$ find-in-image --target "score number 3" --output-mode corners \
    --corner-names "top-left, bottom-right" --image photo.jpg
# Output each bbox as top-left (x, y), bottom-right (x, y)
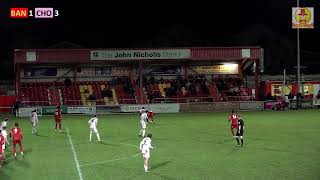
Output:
top-left (28, 9), bottom-right (59, 17)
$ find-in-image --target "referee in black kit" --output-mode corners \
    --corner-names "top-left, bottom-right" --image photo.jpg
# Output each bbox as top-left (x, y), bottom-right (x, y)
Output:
top-left (236, 115), bottom-right (245, 147)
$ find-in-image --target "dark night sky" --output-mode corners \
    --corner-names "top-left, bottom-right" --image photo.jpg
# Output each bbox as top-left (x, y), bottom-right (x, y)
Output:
top-left (1, 0), bottom-right (320, 79)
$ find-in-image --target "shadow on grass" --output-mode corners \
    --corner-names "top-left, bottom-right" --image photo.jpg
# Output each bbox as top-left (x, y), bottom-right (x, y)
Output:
top-left (216, 138), bottom-right (234, 145)
top-left (151, 160), bottom-right (172, 170)
top-left (0, 168), bottom-right (10, 180)
top-left (24, 148), bottom-right (33, 155)
top-left (152, 137), bottom-right (171, 141)
top-left (3, 156), bottom-right (15, 166)
top-left (253, 147), bottom-right (305, 155)
top-left (35, 134), bottom-right (48, 137)
top-left (225, 146), bottom-right (241, 156)
top-left (98, 141), bottom-right (121, 147)
top-left (148, 172), bottom-right (177, 180)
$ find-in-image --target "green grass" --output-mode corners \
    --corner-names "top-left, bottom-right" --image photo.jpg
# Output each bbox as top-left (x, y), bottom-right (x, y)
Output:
top-left (0, 109), bottom-right (320, 180)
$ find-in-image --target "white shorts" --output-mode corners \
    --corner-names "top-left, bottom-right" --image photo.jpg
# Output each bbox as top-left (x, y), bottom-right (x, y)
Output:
top-left (142, 149), bottom-right (150, 158)
top-left (90, 127), bottom-right (98, 133)
top-left (140, 121), bottom-right (146, 129)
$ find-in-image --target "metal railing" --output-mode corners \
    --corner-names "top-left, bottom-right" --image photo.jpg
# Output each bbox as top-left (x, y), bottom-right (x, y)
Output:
top-left (151, 97), bottom-right (214, 103)
top-left (20, 100), bottom-right (51, 107)
top-left (64, 98), bottom-right (137, 106)
top-left (225, 95), bottom-right (255, 101)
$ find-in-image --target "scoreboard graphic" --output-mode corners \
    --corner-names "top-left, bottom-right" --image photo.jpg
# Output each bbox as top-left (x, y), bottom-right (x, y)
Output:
top-left (10, 7), bottom-right (59, 19)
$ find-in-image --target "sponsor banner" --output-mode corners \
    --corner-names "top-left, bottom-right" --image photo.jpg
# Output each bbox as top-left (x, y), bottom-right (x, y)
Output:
top-left (18, 107), bottom-right (42, 117)
top-left (313, 84), bottom-right (320, 99)
top-left (42, 106), bottom-right (67, 115)
top-left (91, 49), bottom-right (190, 60)
top-left (241, 49), bottom-right (251, 58)
top-left (271, 84), bottom-right (292, 96)
top-left (24, 67), bottom-right (57, 77)
top-left (194, 64), bottom-right (238, 74)
top-left (96, 106), bottom-right (121, 114)
top-left (67, 107), bottom-right (96, 114)
top-left (313, 99), bottom-right (320, 106)
top-left (289, 99), bottom-right (314, 109)
top-left (120, 104), bottom-right (180, 113)
top-left (26, 51), bottom-right (37, 62)
top-left (301, 99), bottom-right (313, 108)
top-left (292, 7), bottom-right (314, 29)
top-left (180, 103), bottom-right (214, 112)
top-left (214, 102), bottom-right (239, 111)
top-left (240, 101), bottom-right (264, 110)
top-left (264, 100), bottom-right (287, 110)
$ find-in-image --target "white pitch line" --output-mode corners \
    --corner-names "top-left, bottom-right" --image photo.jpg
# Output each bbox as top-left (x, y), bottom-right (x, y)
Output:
top-left (117, 142), bottom-right (139, 148)
top-left (80, 152), bottom-right (140, 167)
top-left (67, 128), bottom-right (84, 180)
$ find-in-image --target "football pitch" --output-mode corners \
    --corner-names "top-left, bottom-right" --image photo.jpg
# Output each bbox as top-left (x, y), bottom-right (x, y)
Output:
top-left (0, 109), bottom-right (320, 180)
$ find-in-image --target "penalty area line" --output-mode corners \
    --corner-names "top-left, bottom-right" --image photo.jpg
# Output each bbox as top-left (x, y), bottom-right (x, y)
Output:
top-left (79, 152), bottom-right (140, 167)
top-left (67, 127), bottom-right (84, 180)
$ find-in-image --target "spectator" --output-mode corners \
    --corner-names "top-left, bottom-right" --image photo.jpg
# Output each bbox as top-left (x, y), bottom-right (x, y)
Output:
top-left (266, 93), bottom-right (272, 100)
top-left (101, 87), bottom-right (109, 98)
top-left (89, 93), bottom-right (96, 101)
top-left (288, 92), bottom-right (294, 100)
top-left (64, 78), bottom-right (72, 86)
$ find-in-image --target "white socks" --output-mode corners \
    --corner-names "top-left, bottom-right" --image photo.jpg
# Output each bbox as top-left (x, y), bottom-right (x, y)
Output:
top-left (142, 130), bottom-right (145, 137)
top-left (89, 132), bottom-right (101, 141)
top-left (144, 165), bottom-right (148, 172)
top-left (32, 127), bottom-right (37, 134)
top-left (96, 133), bottom-right (101, 141)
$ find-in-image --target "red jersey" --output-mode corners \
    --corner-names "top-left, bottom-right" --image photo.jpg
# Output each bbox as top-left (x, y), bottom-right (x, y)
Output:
top-left (147, 111), bottom-right (154, 118)
top-left (54, 109), bottom-right (62, 121)
top-left (228, 113), bottom-right (239, 125)
top-left (0, 134), bottom-right (4, 146)
top-left (10, 127), bottom-right (22, 141)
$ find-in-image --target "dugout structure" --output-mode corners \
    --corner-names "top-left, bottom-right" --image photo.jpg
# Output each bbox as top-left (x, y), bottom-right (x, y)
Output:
top-left (14, 47), bottom-right (262, 107)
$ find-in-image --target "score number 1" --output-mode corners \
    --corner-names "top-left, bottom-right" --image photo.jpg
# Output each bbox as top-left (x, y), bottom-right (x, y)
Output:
top-left (29, 8), bottom-right (59, 18)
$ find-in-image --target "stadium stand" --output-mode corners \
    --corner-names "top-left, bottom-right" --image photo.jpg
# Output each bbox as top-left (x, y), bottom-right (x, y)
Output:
top-left (213, 76), bottom-right (253, 101)
top-left (143, 74), bottom-right (213, 103)
top-left (19, 78), bottom-right (136, 107)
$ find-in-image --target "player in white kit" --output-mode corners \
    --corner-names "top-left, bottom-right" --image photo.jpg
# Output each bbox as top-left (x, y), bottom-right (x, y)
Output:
top-left (139, 112), bottom-right (148, 137)
top-left (0, 118), bottom-right (9, 130)
top-left (1, 127), bottom-right (9, 159)
top-left (139, 133), bottom-right (155, 172)
top-left (31, 110), bottom-right (39, 135)
top-left (139, 107), bottom-right (147, 115)
top-left (88, 115), bottom-right (101, 142)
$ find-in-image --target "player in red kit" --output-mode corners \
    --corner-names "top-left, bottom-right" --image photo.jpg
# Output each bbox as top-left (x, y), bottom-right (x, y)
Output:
top-left (0, 130), bottom-right (5, 166)
top-left (228, 110), bottom-right (239, 137)
top-left (54, 106), bottom-right (62, 132)
top-left (147, 109), bottom-right (155, 123)
top-left (10, 123), bottom-right (23, 159)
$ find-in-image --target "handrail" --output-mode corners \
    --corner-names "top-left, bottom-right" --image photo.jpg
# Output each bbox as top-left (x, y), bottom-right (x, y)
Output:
top-left (225, 95), bottom-right (254, 101)
top-left (151, 97), bottom-right (214, 103)
top-left (65, 98), bottom-right (136, 105)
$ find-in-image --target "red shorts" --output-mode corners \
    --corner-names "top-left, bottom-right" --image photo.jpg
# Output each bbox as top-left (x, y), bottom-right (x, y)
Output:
top-left (13, 140), bottom-right (22, 145)
top-left (231, 124), bottom-right (238, 129)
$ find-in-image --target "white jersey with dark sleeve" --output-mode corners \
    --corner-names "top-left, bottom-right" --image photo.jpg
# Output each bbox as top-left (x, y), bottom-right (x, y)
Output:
top-left (139, 137), bottom-right (154, 153)
top-left (31, 112), bottom-right (39, 125)
top-left (88, 117), bottom-right (98, 129)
